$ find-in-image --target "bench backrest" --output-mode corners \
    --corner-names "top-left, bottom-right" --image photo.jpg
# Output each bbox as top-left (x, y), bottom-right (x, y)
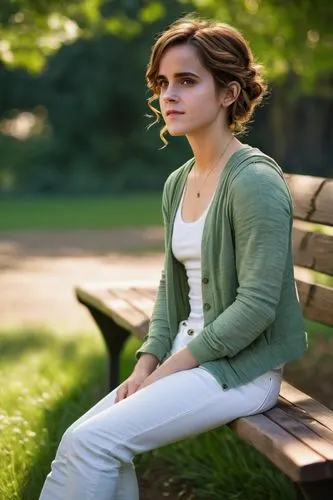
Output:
top-left (285, 174), bottom-right (333, 328)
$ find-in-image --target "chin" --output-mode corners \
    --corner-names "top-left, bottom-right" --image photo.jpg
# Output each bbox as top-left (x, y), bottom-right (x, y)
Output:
top-left (168, 130), bottom-right (186, 137)
top-left (167, 126), bottom-right (188, 136)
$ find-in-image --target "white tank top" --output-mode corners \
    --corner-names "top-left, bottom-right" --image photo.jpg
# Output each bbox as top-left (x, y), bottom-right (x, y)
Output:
top-left (171, 187), bottom-right (214, 321)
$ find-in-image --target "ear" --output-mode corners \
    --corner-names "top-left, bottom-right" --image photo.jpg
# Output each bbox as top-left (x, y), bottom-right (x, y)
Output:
top-left (220, 81), bottom-right (241, 108)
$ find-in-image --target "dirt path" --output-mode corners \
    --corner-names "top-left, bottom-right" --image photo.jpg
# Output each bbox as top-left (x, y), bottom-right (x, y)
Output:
top-left (0, 228), bottom-right (164, 330)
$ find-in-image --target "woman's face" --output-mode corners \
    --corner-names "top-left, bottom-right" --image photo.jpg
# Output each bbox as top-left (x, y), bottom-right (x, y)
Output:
top-left (157, 43), bottom-right (225, 137)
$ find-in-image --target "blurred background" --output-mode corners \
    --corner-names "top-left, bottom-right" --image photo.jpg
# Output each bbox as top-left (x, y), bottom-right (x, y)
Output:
top-left (0, 0), bottom-right (332, 199)
top-left (0, 1), bottom-right (332, 499)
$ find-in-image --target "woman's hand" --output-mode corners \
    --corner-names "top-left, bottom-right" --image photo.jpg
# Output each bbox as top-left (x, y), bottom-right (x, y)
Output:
top-left (114, 369), bottom-right (150, 403)
top-left (115, 353), bottom-right (159, 403)
top-left (137, 368), bottom-right (166, 391)
top-left (115, 348), bottom-right (198, 401)
top-left (139, 347), bottom-right (198, 391)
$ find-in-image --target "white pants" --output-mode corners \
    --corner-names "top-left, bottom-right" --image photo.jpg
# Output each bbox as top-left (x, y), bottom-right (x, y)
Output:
top-left (39, 320), bottom-right (282, 500)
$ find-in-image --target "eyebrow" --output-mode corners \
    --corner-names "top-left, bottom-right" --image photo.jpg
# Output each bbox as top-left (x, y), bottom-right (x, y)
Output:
top-left (156, 72), bottom-right (200, 82)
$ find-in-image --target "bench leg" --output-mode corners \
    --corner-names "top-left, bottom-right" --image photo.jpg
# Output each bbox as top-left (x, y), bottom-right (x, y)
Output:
top-left (294, 479), bottom-right (333, 500)
top-left (84, 304), bottom-right (131, 391)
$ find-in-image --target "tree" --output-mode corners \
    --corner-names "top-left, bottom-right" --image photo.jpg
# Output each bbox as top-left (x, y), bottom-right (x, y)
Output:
top-left (1, 0), bottom-right (332, 94)
top-left (190, 0), bottom-right (333, 95)
top-left (0, 1), bottom-right (167, 71)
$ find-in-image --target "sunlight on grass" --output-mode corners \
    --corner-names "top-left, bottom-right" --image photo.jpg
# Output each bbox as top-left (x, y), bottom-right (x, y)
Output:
top-left (0, 326), bottom-right (139, 500)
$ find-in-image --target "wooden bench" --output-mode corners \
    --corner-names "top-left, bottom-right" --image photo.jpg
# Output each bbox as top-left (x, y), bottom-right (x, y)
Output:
top-left (75, 173), bottom-right (333, 500)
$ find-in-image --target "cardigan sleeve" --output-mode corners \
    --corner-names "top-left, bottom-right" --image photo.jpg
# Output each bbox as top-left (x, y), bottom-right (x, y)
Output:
top-left (135, 182), bottom-right (172, 363)
top-left (186, 162), bottom-right (292, 364)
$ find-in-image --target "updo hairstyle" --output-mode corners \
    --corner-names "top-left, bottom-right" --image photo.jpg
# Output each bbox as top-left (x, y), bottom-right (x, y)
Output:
top-left (146, 14), bottom-right (267, 144)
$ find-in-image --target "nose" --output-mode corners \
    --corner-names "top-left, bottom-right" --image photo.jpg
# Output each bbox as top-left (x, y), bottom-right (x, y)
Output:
top-left (161, 85), bottom-right (179, 104)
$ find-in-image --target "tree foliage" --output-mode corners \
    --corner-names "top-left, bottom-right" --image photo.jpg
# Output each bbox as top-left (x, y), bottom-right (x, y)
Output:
top-left (0, 0), bottom-right (332, 194)
top-left (191, 0), bottom-right (333, 94)
top-left (1, 0), bottom-right (332, 92)
top-left (0, 1), bottom-right (167, 71)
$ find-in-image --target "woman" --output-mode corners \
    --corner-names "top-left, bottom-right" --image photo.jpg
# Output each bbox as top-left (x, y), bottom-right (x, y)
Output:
top-left (40, 14), bottom-right (307, 500)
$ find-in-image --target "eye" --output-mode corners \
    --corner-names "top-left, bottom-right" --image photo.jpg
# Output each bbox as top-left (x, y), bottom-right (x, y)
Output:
top-left (181, 78), bottom-right (194, 86)
top-left (157, 79), bottom-right (168, 91)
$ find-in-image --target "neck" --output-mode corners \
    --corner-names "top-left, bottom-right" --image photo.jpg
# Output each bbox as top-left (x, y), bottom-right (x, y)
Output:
top-left (186, 125), bottom-right (241, 172)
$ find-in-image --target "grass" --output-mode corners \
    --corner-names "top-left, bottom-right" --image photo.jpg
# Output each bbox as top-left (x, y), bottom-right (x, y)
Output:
top-left (1, 325), bottom-right (304, 500)
top-left (0, 326), bottom-right (107, 499)
top-left (0, 326), bottom-right (141, 500)
top-left (304, 320), bottom-right (333, 336)
top-left (145, 431), bottom-right (294, 500)
top-left (0, 194), bottom-right (162, 230)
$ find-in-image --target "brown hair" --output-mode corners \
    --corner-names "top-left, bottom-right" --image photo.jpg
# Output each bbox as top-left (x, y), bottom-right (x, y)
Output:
top-left (146, 14), bottom-right (267, 145)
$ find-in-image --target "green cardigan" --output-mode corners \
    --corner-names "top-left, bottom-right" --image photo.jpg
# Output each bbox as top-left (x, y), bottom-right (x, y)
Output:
top-left (136, 146), bottom-right (307, 390)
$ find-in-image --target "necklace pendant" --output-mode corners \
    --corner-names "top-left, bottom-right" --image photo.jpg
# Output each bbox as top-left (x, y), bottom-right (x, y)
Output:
top-left (196, 192), bottom-right (200, 198)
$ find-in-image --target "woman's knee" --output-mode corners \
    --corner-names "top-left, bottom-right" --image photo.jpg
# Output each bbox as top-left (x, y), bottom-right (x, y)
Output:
top-left (53, 420), bottom-right (78, 461)
top-left (67, 421), bottom-right (117, 464)
top-left (67, 419), bottom-right (134, 467)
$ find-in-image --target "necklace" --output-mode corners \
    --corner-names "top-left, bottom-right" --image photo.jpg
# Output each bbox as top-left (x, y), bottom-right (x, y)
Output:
top-left (193, 136), bottom-right (234, 198)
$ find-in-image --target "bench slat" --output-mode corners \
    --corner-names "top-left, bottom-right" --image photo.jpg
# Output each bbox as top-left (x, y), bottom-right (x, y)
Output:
top-left (110, 288), bottom-right (154, 319)
top-left (295, 278), bottom-right (333, 326)
top-left (75, 285), bottom-right (148, 338)
top-left (104, 289), bottom-right (149, 337)
top-left (230, 413), bottom-right (327, 482)
top-left (293, 228), bottom-right (333, 276)
top-left (285, 175), bottom-right (333, 226)
top-left (132, 287), bottom-right (158, 301)
top-left (278, 399), bottom-right (333, 445)
top-left (267, 407), bottom-right (333, 464)
top-left (280, 382), bottom-right (333, 432)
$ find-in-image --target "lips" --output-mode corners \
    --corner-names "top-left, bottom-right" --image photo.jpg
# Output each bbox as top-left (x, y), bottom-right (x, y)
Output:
top-left (166, 110), bottom-right (184, 116)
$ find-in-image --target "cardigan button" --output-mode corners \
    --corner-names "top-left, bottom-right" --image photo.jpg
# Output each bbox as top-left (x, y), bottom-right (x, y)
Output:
top-left (202, 276), bottom-right (209, 284)
top-left (222, 383), bottom-right (228, 390)
top-left (203, 303), bottom-right (211, 311)
top-left (187, 329), bottom-right (194, 336)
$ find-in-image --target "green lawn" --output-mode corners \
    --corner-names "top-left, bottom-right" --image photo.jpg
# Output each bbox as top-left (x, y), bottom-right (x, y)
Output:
top-left (0, 194), bottom-right (162, 230)
top-left (0, 326), bottom-right (139, 500)
top-left (1, 325), bottom-right (297, 500)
